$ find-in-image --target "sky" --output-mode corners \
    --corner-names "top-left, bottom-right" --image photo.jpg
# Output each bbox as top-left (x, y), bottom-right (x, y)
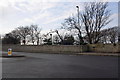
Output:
top-left (0, 0), bottom-right (119, 35)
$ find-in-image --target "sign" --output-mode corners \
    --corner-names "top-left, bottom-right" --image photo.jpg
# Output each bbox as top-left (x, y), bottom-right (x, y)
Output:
top-left (8, 48), bottom-right (12, 56)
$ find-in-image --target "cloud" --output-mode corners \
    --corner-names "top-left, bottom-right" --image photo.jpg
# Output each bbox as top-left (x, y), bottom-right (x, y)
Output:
top-left (109, 13), bottom-right (118, 25)
top-left (18, 10), bottom-right (51, 25)
top-left (17, 1), bottom-right (83, 25)
top-left (0, 0), bottom-right (118, 35)
top-left (42, 2), bottom-right (84, 24)
top-left (0, 0), bottom-right (59, 25)
top-left (111, 13), bottom-right (118, 18)
top-left (0, 0), bottom-right (59, 14)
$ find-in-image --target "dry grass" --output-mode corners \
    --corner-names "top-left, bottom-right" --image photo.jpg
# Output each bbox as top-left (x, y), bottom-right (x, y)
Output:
top-left (77, 52), bottom-right (119, 57)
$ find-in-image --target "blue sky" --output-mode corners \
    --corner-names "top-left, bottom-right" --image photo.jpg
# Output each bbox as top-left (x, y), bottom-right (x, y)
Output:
top-left (0, 0), bottom-right (119, 35)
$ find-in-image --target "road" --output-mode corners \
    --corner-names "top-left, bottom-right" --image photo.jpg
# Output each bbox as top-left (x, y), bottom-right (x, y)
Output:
top-left (2, 52), bottom-right (118, 78)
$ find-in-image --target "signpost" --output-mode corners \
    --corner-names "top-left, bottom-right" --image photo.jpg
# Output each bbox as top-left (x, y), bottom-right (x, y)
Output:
top-left (8, 48), bottom-right (12, 56)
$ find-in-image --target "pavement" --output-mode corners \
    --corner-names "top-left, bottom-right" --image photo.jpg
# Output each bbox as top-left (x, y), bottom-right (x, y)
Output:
top-left (1, 52), bottom-right (119, 78)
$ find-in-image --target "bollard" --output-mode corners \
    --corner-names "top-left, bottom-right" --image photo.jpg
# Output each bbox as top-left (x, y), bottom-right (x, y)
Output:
top-left (8, 48), bottom-right (12, 56)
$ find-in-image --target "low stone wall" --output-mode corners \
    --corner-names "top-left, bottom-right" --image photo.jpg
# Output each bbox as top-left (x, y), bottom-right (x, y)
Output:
top-left (2, 45), bottom-right (89, 54)
top-left (2, 44), bottom-right (120, 53)
top-left (88, 44), bottom-right (120, 53)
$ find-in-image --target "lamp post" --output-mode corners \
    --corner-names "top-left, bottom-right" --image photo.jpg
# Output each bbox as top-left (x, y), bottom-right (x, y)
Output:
top-left (118, 27), bottom-right (120, 44)
top-left (76, 6), bottom-right (83, 52)
top-left (0, 35), bottom-right (1, 44)
top-left (76, 6), bottom-right (81, 45)
top-left (76, 6), bottom-right (80, 29)
top-left (50, 34), bottom-right (52, 45)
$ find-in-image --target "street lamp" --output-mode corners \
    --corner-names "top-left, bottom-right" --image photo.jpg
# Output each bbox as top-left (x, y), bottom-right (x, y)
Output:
top-left (76, 6), bottom-right (82, 52)
top-left (50, 34), bottom-right (52, 45)
top-left (76, 6), bottom-right (81, 45)
top-left (118, 27), bottom-right (120, 44)
top-left (76, 6), bottom-right (80, 29)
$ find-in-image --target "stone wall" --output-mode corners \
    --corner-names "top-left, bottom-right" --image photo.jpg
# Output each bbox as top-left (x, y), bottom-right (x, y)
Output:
top-left (2, 45), bottom-right (89, 54)
top-left (2, 44), bottom-right (120, 53)
top-left (88, 44), bottom-right (120, 53)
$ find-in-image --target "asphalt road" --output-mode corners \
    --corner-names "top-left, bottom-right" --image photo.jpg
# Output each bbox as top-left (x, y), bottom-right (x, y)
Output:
top-left (2, 52), bottom-right (118, 78)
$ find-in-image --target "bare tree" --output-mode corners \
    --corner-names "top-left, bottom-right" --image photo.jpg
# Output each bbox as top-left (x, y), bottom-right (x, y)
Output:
top-left (45, 29), bottom-right (64, 44)
top-left (16, 26), bottom-right (31, 45)
top-left (34, 25), bottom-right (42, 45)
top-left (62, 17), bottom-right (84, 44)
top-left (53, 35), bottom-right (60, 44)
top-left (99, 29), bottom-right (108, 44)
top-left (108, 27), bottom-right (118, 44)
top-left (81, 2), bottom-right (112, 44)
top-left (98, 27), bottom-right (118, 44)
top-left (30, 25), bottom-right (35, 45)
top-left (29, 25), bottom-right (42, 45)
top-left (11, 30), bottom-right (21, 40)
top-left (55, 30), bottom-right (64, 44)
